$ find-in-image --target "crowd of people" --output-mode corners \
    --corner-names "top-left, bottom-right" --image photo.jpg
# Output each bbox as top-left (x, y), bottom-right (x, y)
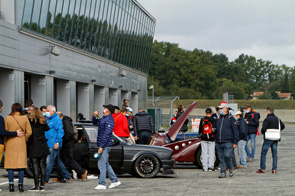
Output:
top-left (0, 98), bottom-right (155, 192)
top-left (198, 102), bottom-right (285, 178)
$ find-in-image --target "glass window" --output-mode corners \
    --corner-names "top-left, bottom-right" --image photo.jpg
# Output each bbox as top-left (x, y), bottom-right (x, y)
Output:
top-left (114, 0), bottom-right (126, 62)
top-left (85, 0), bottom-right (97, 51)
top-left (39, 0), bottom-right (50, 34)
top-left (94, 0), bottom-right (105, 54)
top-left (76, 0), bottom-right (87, 48)
top-left (46, 0), bottom-right (57, 37)
top-left (109, 2), bottom-right (119, 60)
top-left (101, 0), bottom-right (114, 57)
top-left (90, 0), bottom-right (103, 53)
top-left (80, 0), bottom-right (92, 49)
top-left (22, 0), bottom-right (34, 29)
top-left (58, 0), bottom-right (70, 41)
top-left (52, 0), bottom-right (63, 39)
top-left (97, 0), bottom-right (110, 56)
top-left (69, 0), bottom-right (81, 45)
top-left (30, 0), bottom-right (42, 31)
top-left (64, 0), bottom-right (75, 43)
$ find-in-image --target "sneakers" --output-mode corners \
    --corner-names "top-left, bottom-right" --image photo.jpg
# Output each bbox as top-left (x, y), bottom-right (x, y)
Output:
top-left (94, 185), bottom-right (107, 190)
top-left (81, 170), bottom-right (88, 182)
top-left (39, 187), bottom-right (45, 191)
top-left (87, 175), bottom-right (99, 180)
top-left (272, 170), bottom-right (277, 174)
top-left (28, 186), bottom-right (39, 191)
top-left (208, 168), bottom-right (215, 171)
top-left (247, 157), bottom-right (253, 162)
top-left (237, 165), bottom-right (247, 169)
top-left (203, 169), bottom-right (208, 172)
top-left (218, 173), bottom-right (226, 178)
top-left (108, 181), bottom-right (121, 189)
top-left (256, 169), bottom-right (265, 173)
top-left (60, 178), bottom-right (72, 183)
top-left (72, 170), bottom-right (78, 179)
top-left (229, 169), bottom-right (234, 177)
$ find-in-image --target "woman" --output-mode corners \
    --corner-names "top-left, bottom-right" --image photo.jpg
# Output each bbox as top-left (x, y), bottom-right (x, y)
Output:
top-left (27, 107), bottom-right (50, 191)
top-left (4, 103), bottom-right (32, 192)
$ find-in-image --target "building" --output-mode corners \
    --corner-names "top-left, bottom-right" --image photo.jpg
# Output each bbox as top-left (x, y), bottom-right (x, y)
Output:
top-left (0, 0), bottom-right (156, 120)
top-left (278, 93), bottom-right (291, 100)
top-left (251, 92), bottom-right (264, 100)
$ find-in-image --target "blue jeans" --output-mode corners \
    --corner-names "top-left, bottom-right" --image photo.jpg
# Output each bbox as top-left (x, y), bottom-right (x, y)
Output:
top-left (98, 147), bottom-right (118, 185)
top-left (238, 140), bottom-right (247, 168)
top-left (46, 147), bottom-right (71, 182)
top-left (216, 143), bottom-right (233, 174)
top-left (8, 169), bottom-right (24, 184)
top-left (260, 140), bottom-right (278, 170)
top-left (245, 134), bottom-right (256, 159)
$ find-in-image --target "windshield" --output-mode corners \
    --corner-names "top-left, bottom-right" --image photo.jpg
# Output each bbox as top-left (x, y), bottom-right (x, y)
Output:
top-left (84, 126), bottom-right (98, 143)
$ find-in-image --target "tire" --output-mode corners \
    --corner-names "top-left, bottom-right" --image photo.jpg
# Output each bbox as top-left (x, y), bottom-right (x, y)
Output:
top-left (25, 158), bottom-right (34, 178)
top-left (133, 154), bottom-right (160, 178)
top-left (194, 150), bottom-right (219, 168)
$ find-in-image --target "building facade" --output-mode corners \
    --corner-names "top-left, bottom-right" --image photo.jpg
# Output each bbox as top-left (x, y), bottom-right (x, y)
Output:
top-left (0, 0), bottom-right (155, 120)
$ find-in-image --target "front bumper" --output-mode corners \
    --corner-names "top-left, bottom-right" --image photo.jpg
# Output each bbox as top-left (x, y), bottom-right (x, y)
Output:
top-left (161, 159), bottom-right (175, 174)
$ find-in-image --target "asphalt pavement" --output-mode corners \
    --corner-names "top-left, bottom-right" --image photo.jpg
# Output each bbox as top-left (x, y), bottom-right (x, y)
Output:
top-left (0, 125), bottom-right (295, 196)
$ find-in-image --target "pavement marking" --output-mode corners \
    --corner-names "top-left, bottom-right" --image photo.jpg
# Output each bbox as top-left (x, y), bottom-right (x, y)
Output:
top-left (0, 179), bottom-right (18, 186)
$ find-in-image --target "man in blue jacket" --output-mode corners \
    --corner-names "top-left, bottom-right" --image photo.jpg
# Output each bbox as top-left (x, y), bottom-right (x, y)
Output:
top-left (95, 104), bottom-right (121, 190)
top-left (215, 103), bottom-right (239, 178)
top-left (45, 105), bottom-right (71, 184)
top-left (244, 105), bottom-right (260, 162)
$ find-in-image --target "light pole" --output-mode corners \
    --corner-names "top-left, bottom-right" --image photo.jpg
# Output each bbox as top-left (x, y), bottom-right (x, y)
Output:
top-left (149, 85), bottom-right (154, 108)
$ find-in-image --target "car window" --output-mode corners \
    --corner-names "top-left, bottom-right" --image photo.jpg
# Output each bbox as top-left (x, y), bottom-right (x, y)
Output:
top-left (84, 127), bottom-right (98, 143)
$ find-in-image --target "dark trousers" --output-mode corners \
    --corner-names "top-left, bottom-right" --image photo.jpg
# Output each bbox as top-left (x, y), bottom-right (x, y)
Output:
top-left (31, 157), bottom-right (47, 187)
top-left (137, 130), bottom-right (152, 145)
top-left (58, 147), bottom-right (85, 179)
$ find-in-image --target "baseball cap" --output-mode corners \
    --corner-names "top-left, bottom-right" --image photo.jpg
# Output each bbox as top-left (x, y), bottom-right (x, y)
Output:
top-left (103, 104), bottom-right (115, 113)
top-left (218, 102), bottom-right (229, 109)
top-left (235, 111), bottom-right (243, 116)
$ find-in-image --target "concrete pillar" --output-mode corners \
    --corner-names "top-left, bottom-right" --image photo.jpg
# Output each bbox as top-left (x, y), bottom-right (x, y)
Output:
top-left (13, 70), bottom-right (24, 105)
top-left (89, 84), bottom-right (94, 120)
top-left (117, 89), bottom-right (121, 107)
top-left (31, 75), bottom-right (47, 108)
top-left (0, 69), bottom-right (19, 117)
top-left (131, 92), bottom-right (139, 113)
top-left (0, 0), bottom-right (15, 24)
top-left (45, 76), bottom-right (54, 106)
top-left (56, 79), bottom-right (71, 116)
top-left (77, 83), bottom-right (90, 120)
top-left (94, 86), bottom-right (106, 115)
top-left (104, 87), bottom-right (109, 105)
top-left (109, 88), bottom-right (118, 106)
top-left (69, 81), bottom-right (76, 122)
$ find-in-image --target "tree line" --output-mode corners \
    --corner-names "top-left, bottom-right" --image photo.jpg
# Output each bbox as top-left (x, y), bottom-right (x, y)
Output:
top-left (148, 40), bottom-right (295, 99)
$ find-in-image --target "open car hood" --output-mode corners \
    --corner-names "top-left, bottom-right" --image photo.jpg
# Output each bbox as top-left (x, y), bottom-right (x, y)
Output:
top-left (167, 102), bottom-right (197, 141)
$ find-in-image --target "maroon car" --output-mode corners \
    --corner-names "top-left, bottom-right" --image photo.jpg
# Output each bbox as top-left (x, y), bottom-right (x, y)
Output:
top-left (150, 102), bottom-right (219, 168)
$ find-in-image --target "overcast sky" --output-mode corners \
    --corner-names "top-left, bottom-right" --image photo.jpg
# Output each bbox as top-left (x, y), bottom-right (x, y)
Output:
top-left (138, 0), bottom-right (295, 67)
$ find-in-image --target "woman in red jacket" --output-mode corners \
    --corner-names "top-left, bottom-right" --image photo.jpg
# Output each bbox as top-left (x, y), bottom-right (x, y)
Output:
top-left (113, 108), bottom-right (130, 140)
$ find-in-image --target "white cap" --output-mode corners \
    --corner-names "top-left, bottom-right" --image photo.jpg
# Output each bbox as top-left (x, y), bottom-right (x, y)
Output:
top-left (235, 111), bottom-right (243, 116)
top-left (218, 103), bottom-right (229, 109)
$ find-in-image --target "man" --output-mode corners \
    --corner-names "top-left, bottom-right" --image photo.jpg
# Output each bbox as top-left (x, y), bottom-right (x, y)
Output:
top-left (45, 105), bottom-right (72, 183)
top-left (122, 99), bottom-right (129, 108)
top-left (112, 107), bottom-right (129, 141)
top-left (40, 106), bottom-right (47, 115)
top-left (95, 104), bottom-right (121, 190)
top-left (24, 99), bottom-right (34, 118)
top-left (133, 110), bottom-right (154, 144)
top-left (215, 103), bottom-right (239, 178)
top-left (244, 105), bottom-right (259, 162)
top-left (198, 108), bottom-right (216, 171)
top-left (256, 107), bottom-right (285, 174)
top-left (92, 110), bottom-right (100, 126)
top-left (56, 112), bottom-right (88, 182)
top-left (113, 106), bottom-right (120, 115)
top-left (235, 111), bottom-right (248, 169)
top-left (0, 100), bottom-right (24, 191)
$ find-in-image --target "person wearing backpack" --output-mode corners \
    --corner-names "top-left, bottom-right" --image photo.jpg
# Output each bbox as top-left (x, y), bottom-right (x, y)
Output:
top-left (235, 111), bottom-right (248, 169)
top-left (256, 107), bottom-right (285, 174)
top-left (199, 108), bottom-right (216, 171)
top-left (244, 105), bottom-right (260, 162)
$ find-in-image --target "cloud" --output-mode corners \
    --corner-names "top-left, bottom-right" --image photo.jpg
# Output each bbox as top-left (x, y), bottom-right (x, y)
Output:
top-left (138, 0), bottom-right (295, 66)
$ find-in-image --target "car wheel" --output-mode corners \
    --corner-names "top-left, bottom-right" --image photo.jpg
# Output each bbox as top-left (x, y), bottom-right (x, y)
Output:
top-left (194, 150), bottom-right (219, 168)
top-left (134, 154), bottom-right (160, 178)
top-left (25, 158), bottom-right (34, 178)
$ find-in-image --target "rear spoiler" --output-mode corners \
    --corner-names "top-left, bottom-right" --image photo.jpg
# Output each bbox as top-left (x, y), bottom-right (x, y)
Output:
top-left (167, 102), bottom-right (197, 141)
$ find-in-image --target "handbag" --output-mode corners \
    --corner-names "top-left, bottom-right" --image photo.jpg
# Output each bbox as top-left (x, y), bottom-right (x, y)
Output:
top-left (265, 118), bottom-right (281, 141)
